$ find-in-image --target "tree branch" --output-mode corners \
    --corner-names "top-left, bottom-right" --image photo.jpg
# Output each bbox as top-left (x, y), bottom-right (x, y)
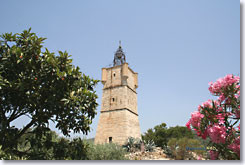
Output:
top-left (17, 119), bottom-right (36, 139)
top-left (9, 111), bottom-right (27, 123)
top-left (8, 107), bottom-right (19, 122)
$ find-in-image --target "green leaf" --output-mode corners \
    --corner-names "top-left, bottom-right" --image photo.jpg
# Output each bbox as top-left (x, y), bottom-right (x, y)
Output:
top-left (61, 98), bottom-right (68, 102)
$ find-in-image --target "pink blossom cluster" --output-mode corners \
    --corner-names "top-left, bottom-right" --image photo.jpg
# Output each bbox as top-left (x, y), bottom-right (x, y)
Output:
top-left (228, 136), bottom-right (240, 157)
top-left (209, 150), bottom-right (219, 160)
top-left (216, 113), bottom-right (225, 125)
top-left (186, 111), bottom-right (208, 139)
top-left (208, 74), bottom-right (239, 95)
top-left (187, 75), bottom-right (240, 159)
top-left (201, 99), bottom-right (213, 109)
top-left (187, 111), bottom-right (204, 129)
top-left (196, 129), bottom-right (208, 139)
top-left (185, 120), bottom-right (191, 130)
top-left (199, 99), bottom-right (220, 112)
top-left (207, 124), bottom-right (227, 144)
top-left (218, 94), bottom-right (225, 102)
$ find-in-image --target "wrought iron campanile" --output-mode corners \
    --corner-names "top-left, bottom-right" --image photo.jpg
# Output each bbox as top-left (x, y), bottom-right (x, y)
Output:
top-left (113, 41), bottom-right (126, 66)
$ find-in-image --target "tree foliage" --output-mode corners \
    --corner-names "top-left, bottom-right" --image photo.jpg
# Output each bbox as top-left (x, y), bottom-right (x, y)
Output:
top-left (0, 29), bottom-right (99, 156)
top-left (142, 123), bottom-right (194, 148)
top-left (1, 129), bottom-right (90, 160)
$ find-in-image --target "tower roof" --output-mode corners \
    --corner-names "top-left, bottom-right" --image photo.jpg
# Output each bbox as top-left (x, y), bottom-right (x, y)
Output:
top-left (113, 41), bottom-right (126, 66)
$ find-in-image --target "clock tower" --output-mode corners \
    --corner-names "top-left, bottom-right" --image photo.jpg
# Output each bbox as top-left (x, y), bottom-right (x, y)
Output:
top-left (94, 44), bottom-right (141, 145)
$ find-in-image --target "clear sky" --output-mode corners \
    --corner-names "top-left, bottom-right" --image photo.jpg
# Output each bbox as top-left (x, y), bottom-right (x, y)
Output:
top-left (1, 0), bottom-right (240, 139)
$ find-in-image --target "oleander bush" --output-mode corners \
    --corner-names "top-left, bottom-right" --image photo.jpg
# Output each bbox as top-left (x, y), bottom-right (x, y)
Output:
top-left (186, 74), bottom-right (240, 160)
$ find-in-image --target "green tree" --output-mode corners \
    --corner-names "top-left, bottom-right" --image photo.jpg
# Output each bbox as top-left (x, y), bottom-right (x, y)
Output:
top-left (0, 29), bottom-right (99, 157)
top-left (166, 126), bottom-right (194, 140)
top-left (10, 128), bottom-right (89, 160)
top-left (142, 123), bottom-right (168, 147)
top-left (142, 123), bottom-right (193, 148)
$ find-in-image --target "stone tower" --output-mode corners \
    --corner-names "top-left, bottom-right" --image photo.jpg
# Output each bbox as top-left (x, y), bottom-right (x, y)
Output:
top-left (94, 44), bottom-right (141, 145)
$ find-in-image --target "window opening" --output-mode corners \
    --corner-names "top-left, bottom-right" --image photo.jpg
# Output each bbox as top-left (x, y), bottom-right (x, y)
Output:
top-left (109, 137), bottom-right (112, 143)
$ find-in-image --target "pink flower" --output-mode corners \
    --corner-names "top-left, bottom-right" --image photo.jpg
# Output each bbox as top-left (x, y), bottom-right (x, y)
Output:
top-left (224, 74), bottom-right (239, 86)
top-left (201, 129), bottom-right (208, 139)
top-left (218, 120), bottom-right (225, 125)
top-left (208, 78), bottom-right (223, 94)
top-left (209, 75), bottom-right (240, 95)
top-left (234, 76), bottom-right (240, 83)
top-left (193, 128), bottom-right (207, 139)
top-left (216, 107), bottom-right (223, 113)
top-left (202, 99), bottom-right (213, 109)
top-left (207, 124), bottom-right (227, 144)
top-left (216, 113), bottom-right (225, 125)
top-left (228, 136), bottom-right (240, 158)
top-left (197, 155), bottom-right (202, 160)
top-left (198, 105), bottom-right (202, 111)
top-left (209, 150), bottom-right (219, 160)
top-left (190, 111), bottom-right (204, 128)
top-left (186, 120), bottom-right (191, 130)
top-left (218, 94), bottom-right (225, 102)
top-left (200, 100), bottom-right (220, 112)
top-left (188, 74), bottom-right (240, 160)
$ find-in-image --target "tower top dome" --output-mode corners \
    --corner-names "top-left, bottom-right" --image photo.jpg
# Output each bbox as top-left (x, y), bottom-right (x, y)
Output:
top-left (113, 41), bottom-right (126, 66)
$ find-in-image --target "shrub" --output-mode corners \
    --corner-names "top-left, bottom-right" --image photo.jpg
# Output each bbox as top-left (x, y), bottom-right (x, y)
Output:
top-left (0, 145), bottom-right (26, 160)
top-left (186, 74), bottom-right (240, 160)
top-left (1, 129), bottom-right (89, 160)
top-left (123, 137), bottom-right (142, 152)
top-left (144, 140), bottom-right (156, 152)
top-left (167, 138), bottom-right (205, 160)
top-left (87, 142), bottom-right (128, 160)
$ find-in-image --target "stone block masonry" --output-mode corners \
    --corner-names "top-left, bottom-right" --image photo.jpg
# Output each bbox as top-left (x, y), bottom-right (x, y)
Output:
top-left (94, 47), bottom-right (141, 145)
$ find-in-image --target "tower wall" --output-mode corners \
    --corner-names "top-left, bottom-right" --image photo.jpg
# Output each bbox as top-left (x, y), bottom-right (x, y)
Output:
top-left (94, 109), bottom-right (140, 145)
top-left (101, 86), bottom-right (138, 115)
top-left (94, 62), bottom-right (141, 145)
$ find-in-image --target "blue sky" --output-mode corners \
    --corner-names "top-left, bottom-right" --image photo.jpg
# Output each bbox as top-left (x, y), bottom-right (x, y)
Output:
top-left (1, 0), bottom-right (240, 139)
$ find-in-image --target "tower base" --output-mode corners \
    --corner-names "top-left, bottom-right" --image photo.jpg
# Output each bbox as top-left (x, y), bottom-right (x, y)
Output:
top-left (94, 108), bottom-right (141, 145)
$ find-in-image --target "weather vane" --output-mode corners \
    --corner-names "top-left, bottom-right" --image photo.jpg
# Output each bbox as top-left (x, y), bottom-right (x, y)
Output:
top-left (119, 40), bottom-right (121, 47)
